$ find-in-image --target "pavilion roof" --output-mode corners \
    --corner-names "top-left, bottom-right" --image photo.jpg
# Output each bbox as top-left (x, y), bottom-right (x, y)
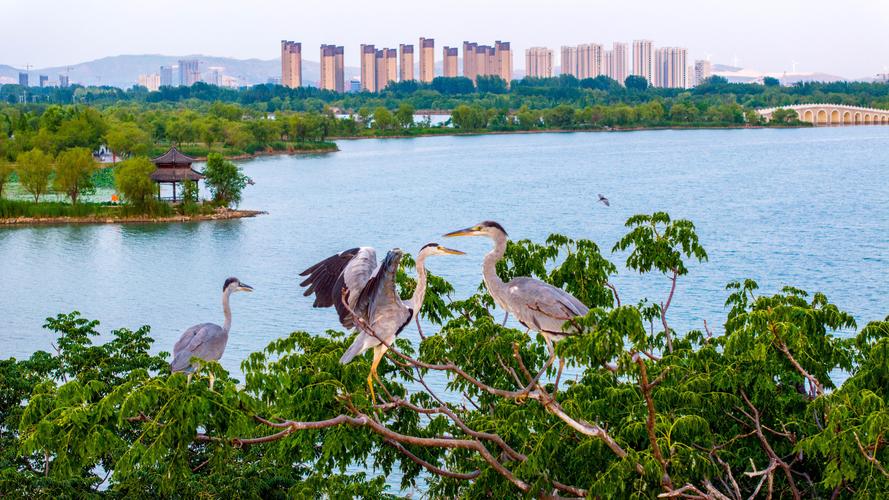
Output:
top-left (151, 146), bottom-right (197, 166)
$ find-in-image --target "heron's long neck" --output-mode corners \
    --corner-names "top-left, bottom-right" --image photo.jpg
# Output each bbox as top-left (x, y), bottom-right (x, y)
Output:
top-left (410, 253), bottom-right (428, 317)
top-left (222, 289), bottom-right (233, 333)
top-left (483, 234), bottom-right (508, 306)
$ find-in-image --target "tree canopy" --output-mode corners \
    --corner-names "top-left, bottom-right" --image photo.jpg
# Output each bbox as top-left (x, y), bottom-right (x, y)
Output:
top-left (3, 213), bottom-right (888, 498)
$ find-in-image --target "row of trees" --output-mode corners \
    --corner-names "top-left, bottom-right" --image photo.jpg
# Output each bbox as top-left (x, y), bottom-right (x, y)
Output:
top-left (449, 101), bottom-right (758, 130)
top-left (5, 75), bottom-right (887, 112)
top-left (0, 103), bottom-right (338, 165)
top-left (0, 99), bottom-right (805, 198)
top-left (1, 213), bottom-right (887, 497)
top-left (0, 148), bottom-right (97, 203)
top-left (1, 148), bottom-right (247, 211)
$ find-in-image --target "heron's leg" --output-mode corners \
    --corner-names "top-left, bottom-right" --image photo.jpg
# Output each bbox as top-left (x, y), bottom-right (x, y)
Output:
top-left (368, 345), bottom-right (386, 404)
top-left (186, 373), bottom-right (193, 385)
top-left (553, 357), bottom-right (565, 395)
top-left (209, 371), bottom-right (216, 391)
top-left (502, 312), bottom-right (509, 326)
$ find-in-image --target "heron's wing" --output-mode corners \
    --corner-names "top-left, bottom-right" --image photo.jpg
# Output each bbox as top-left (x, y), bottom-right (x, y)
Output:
top-left (355, 250), bottom-right (400, 320)
top-left (170, 323), bottom-right (224, 372)
top-left (300, 247), bottom-right (377, 328)
top-left (603, 199), bottom-right (610, 206)
top-left (507, 277), bottom-right (589, 335)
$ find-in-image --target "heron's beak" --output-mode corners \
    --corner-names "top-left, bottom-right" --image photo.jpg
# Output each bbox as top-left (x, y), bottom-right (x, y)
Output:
top-left (238, 283), bottom-right (254, 292)
top-left (440, 246), bottom-right (465, 255)
top-left (443, 227), bottom-right (479, 238)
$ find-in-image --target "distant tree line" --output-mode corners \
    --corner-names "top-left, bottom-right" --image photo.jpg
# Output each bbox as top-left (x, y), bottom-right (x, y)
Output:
top-left (2, 75), bottom-right (887, 113)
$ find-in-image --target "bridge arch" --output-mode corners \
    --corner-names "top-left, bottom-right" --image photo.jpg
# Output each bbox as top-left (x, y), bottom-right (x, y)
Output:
top-left (842, 111), bottom-right (852, 124)
top-left (816, 109), bottom-right (828, 124)
top-left (854, 112), bottom-right (862, 124)
top-left (865, 114), bottom-right (873, 124)
top-left (830, 109), bottom-right (840, 124)
top-left (802, 109), bottom-right (814, 122)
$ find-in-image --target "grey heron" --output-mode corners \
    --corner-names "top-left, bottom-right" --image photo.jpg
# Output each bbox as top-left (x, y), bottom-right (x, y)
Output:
top-left (444, 221), bottom-right (588, 382)
top-left (170, 277), bottom-right (253, 389)
top-left (597, 194), bottom-right (610, 207)
top-left (300, 243), bottom-right (464, 403)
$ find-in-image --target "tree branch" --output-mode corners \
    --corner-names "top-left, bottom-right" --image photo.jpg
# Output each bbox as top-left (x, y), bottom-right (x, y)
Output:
top-left (661, 268), bottom-right (678, 353)
top-left (636, 355), bottom-right (673, 491)
top-left (854, 431), bottom-right (889, 478)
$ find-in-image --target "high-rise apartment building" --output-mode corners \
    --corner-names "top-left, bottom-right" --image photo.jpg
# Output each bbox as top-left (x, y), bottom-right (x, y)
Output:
top-left (419, 37), bottom-right (434, 82)
top-left (693, 59), bottom-right (712, 86)
top-left (360, 44), bottom-right (376, 92)
top-left (320, 44), bottom-right (344, 92)
top-left (39, 75), bottom-right (48, 87)
top-left (654, 47), bottom-right (688, 88)
top-left (495, 41), bottom-right (512, 84)
top-left (632, 40), bottom-right (653, 83)
top-left (561, 44), bottom-right (602, 79)
top-left (462, 41), bottom-right (478, 81)
top-left (335, 46), bottom-right (345, 92)
top-left (461, 41), bottom-right (511, 84)
top-left (160, 66), bottom-right (173, 87)
top-left (525, 47), bottom-right (553, 78)
top-left (400, 44), bottom-right (414, 82)
top-left (281, 41), bottom-right (302, 88)
top-left (387, 48), bottom-right (398, 84)
top-left (579, 43), bottom-right (603, 79)
top-left (18, 73), bottom-right (28, 86)
top-left (611, 42), bottom-right (628, 84)
top-left (374, 48), bottom-right (397, 91)
top-left (442, 47), bottom-right (458, 77)
top-left (560, 46), bottom-right (577, 77)
top-left (138, 73), bottom-right (161, 91)
top-left (179, 59), bottom-right (201, 86)
top-left (59, 75), bottom-right (69, 88)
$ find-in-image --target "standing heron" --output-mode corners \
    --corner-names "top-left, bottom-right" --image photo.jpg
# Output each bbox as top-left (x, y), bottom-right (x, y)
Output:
top-left (170, 277), bottom-right (253, 389)
top-left (300, 243), bottom-right (464, 402)
top-left (444, 221), bottom-right (589, 382)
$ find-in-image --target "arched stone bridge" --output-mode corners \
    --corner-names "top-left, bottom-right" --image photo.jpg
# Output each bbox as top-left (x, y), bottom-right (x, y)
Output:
top-left (757, 104), bottom-right (889, 125)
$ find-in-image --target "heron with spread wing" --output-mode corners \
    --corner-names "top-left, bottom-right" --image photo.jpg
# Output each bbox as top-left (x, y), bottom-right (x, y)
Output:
top-left (300, 243), bottom-right (464, 402)
top-left (170, 277), bottom-right (253, 389)
top-left (444, 221), bottom-right (589, 379)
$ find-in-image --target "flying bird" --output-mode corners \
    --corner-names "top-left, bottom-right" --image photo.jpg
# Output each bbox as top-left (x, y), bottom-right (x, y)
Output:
top-left (170, 277), bottom-right (254, 390)
top-left (444, 221), bottom-right (589, 381)
top-left (597, 194), bottom-right (610, 207)
top-left (300, 243), bottom-right (464, 402)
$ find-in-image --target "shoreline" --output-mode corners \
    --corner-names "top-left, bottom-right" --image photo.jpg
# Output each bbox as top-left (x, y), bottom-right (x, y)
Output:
top-left (189, 146), bottom-right (338, 162)
top-left (330, 124), bottom-right (807, 141)
top-left (0, 209), bottom-right (267, 227)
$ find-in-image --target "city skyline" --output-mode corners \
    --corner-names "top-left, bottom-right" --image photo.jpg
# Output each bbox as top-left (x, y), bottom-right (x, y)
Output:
top-left (3, 0), bottom-right (887, 78)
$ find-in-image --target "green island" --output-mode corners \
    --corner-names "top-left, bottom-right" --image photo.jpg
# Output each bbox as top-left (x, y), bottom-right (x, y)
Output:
top-left (2, 213), bottom-right (888, 497)
top-left (2, 75), bottom-right (887, 223)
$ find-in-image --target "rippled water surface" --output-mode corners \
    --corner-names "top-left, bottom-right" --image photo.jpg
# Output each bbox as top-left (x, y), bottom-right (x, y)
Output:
top-left (3, 127), bottom-right (888, 373)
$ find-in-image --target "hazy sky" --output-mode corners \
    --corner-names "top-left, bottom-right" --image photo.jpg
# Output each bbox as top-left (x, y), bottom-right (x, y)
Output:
top-left (4, 0), bottom-right (888, 77)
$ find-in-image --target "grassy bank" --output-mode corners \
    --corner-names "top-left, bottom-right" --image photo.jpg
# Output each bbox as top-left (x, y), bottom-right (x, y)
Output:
top-left (0, 199), bottom-right (181, 219)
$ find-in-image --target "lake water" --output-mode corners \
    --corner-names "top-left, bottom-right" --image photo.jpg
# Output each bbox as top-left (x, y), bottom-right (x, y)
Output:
top-left (2, 127), bottom-right (888, 374)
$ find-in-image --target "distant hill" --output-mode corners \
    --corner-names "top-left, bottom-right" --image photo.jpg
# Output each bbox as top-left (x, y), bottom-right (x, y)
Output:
top-left (712, 63), bottom-right (848, 84)
top-left (0, 54), bottom-right (360, 89)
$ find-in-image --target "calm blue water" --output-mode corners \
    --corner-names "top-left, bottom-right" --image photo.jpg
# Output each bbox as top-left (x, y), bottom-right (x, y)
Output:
top-left (2, 127), bottom-right (888, 373)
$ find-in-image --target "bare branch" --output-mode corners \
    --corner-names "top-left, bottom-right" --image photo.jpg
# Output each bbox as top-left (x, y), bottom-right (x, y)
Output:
top-left (661, 268), bottom-right (678, 353)
top-left (605, 281), bottom-right (621, 307)
top-left (383, 438), bottom-right (480, 481)
top-left (739, 390), bottom-right (801, 500)
top-left (636, 355), bottom-right (673, 491)
top-left (854, 432), bottom-right (889, 478)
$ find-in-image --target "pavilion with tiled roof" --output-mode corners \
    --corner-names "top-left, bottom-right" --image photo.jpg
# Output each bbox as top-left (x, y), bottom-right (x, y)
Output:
top-left (150, 147), bottom-right (204, 202)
